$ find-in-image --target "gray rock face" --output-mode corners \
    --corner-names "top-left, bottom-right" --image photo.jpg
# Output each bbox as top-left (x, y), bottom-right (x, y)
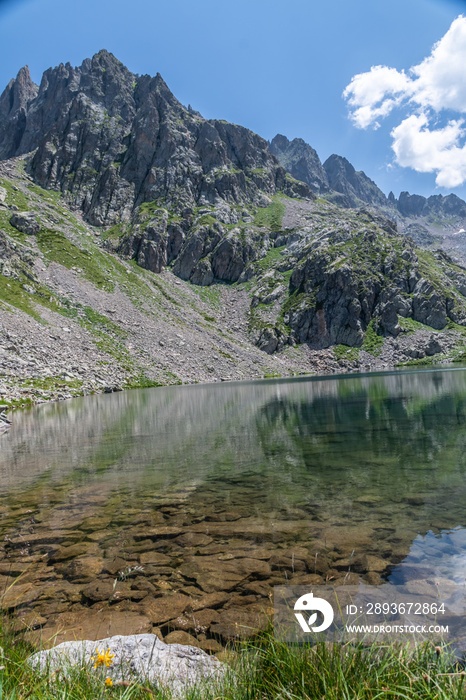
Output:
top-left (9, 211), bottom-right (40, 235)
top-left (0, 228), bottom-right (37, 280)
top-left (249, 204), bottom-right (466, 351)
top-left (28, 633), bottom-right (227, 698)
top-left (0, 51), bottom-right (311, 229)
top-left (270, 134), bottom-right (329, 194)
top-left (397, 191), bottom-right (466, 220)
top-left (323, 154), bottom-right (388, 209)
top-left (118, 209), bottom-right (169, 274)
top-left (0, 66), bottom-right (38, 158)
top-left (411, 278), bottom-right (448, 329)
top-left (397, 192), bottom-right (428, 218)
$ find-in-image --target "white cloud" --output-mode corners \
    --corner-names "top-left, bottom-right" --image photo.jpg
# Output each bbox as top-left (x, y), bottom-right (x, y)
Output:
top-left (343, 15), bottom-right (466, 188)
top-left (343, 66), bottom-right (412, 129)
top-left (391, 113), bottom-right (466, 187)
top-left (411, 16), bottom-right (466, 112)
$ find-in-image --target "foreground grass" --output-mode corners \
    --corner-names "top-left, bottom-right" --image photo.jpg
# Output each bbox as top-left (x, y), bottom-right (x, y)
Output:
top-left (1, 615), bottom-right (465, 700)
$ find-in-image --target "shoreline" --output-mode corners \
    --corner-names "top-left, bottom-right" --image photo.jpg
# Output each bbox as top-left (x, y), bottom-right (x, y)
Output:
top-left (2, 351), bottom-right (466, 417)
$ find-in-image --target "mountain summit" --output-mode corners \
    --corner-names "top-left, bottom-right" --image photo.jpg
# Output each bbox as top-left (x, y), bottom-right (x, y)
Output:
top-left (0, 50), bottom-right (310, 228)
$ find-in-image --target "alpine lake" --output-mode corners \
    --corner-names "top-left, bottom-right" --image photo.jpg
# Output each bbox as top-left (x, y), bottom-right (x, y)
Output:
top-left (1, 366), bottom-right (466, 653)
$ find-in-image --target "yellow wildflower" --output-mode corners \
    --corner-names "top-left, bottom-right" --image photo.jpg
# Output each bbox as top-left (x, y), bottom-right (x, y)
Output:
top-left (105, 677), bottom-right (113, 687)
top-left (91, 648), bottom-right (115, 669)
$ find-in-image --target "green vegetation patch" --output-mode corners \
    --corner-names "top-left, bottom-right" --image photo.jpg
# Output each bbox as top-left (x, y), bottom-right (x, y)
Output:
top-left (254, 197), bottom-right (285, 233)
top-left (398, 315), bottom-right (435, 333)
top-left (334, 344), bottom-right (360, 362)
top-left (417, 250), bottom-right (450, 294)
top-left (26, 181), bottom-right (62, 203)
top-left (101, 222), bottom-right (128, 241)
top-left (255, 245), bottom-right (286, 271)
top-left (0, 177), bottom-right (29, 210)
top-left (0, 266), bottom-right (79, 323)
top-left (137, 199), bottom-right (172, 222)
top-left (189, 283), bottom-right (222, 308)
top-left (446, 320), bottom-right (466, 335)
top-left (0, 273), bottom-right (43, 320)
top-left (396, 356), bottom-right (438, 367)
top-left (362, 319), bottom-right (384, 356)
top-left (123, 374), bottom-right (165, 389)
top-left (80, 306), bottom-right (127, 338)
top-left (36, 228), bottom-right (114, 291)
top-left (0, 209), bottom-right (29, 243)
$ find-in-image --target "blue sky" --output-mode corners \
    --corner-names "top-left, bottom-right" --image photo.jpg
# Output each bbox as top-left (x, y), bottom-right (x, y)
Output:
top-left (1, 0), bottom-right (466, 200)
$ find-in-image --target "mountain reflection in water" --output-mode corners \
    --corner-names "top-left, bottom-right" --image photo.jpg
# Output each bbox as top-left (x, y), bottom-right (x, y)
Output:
top-left (1, 368), bottom-right (466, 644)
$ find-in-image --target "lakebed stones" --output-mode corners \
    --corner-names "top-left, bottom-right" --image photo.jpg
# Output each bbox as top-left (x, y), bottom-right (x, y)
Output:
top-left (0, 475), bottom-right (425, 652)
top-left (179, 555), bottom-right (272, 593)
top-left (26, 610), bottom-right (153, 648)
top-left (28, 633), bottom-right (227, 697)
top-left (143, 593), bottom-right (194, 626)
top-left (209, 602), bottom-right (271, 641)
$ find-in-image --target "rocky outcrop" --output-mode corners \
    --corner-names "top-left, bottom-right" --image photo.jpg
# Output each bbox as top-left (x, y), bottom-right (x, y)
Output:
top-left (9, 211), bottom-right (40, 235)
top-left (0, 66), bottom-right (38, 159)
top-left (323, 154), bottom-right (388, 209)
top-left (269, 134), bottom-right (329, 194)
top-left (117, 209), bottom-right (170, 274)
top-left (247, 203), bottom-right (466, 352)
top-left (0, 228), bottom-right (38, 281)
top-left (397, 192), bottom-right (428, 218)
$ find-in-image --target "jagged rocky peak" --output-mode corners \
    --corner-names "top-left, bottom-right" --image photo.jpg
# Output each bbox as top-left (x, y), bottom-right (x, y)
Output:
top-left (397, 191), bottom-right (466, 219)
top-left (0, 65), bottom-right (38, 115)
top-left (269, 134), bottom-right (389, 210)
top-left (0, 50), bottom-right (311, 227)
top-left (0, 65), bottom-right (38, 157)
top-left (323, 154), bottom-right (387, 209)
top-left (269, 133), bottom-right (329, 194)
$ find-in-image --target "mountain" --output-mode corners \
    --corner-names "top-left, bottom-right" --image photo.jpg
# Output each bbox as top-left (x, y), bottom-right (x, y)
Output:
top-left (0, 50), bottom-right (313, 287)
top-left (270, 133), bottom-right (466, 263)
top-left (322, 154), bottom-right (388, 209)
top-left (269, 134), bottom-right (329, 195)
top-left (0, 51), bottom-right (310, 223)
top-left (1, 51), bottom-right (466, 410)
top-left (269, 135), bottom-right (387, 207)
top-left (396, 191), bottom-right (466, 219)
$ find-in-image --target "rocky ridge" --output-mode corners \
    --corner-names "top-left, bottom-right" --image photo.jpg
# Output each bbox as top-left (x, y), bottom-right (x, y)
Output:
top-left (271, 134), bottom-right (466, 264)
top-left (245, 197), bottom-right (466, 357)
top-left (0, 50), bottom-right (311, 291)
